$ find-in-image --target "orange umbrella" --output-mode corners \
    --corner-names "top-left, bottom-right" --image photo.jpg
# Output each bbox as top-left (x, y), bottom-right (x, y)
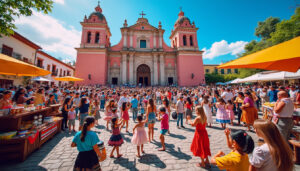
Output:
top-left (54, 76), bottom-right (83, 82)
top-left (218, 36), bottom-right (300, 72)
top-left (0, 53), bottom-right (51, 76)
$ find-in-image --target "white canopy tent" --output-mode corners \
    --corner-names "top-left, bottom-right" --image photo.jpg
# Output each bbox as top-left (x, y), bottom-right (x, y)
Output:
top-left (32, 76), bottom-right (50, 82)
top-left (238, 70), bottom-right (300, 83)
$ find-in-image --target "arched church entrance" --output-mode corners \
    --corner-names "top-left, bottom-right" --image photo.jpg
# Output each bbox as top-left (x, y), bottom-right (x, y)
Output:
top-left (137, 64), bottom-right (151, 86)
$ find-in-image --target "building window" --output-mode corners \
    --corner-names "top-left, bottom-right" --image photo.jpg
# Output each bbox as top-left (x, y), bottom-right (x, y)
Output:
top-left (183, 35), bottom-right (187, 46)
top-left (140, 40), bottom-right (146, 48)
top-left (87, 32), bottom-right (91, 43)
top-left (47, 65), bottom-right (50, 71)
top-left (190, 35), bottom-right (193, 46)
top-left (37, 59), bottom-right (43, 68)
top-left (63, 70), bottom-right (66, 76)
top-left (23, 57), bottom-right (29, 63)
top-left (2, 45), bottom-right (13, 57)
top-left (95, 32), bottom-right (100, 43)
top-left (205, 69), bottom-right (210, 73)
top-left (221, 69), bottom-right (225, 74)
top-left (60, 69), bottom-right (62, 76)
top-left (234, 69), bottom-right (239, 74)
top-left (227, 69), bottom-right (231, 74)
top-left (141, 26), bottom-right (144, 29)
top-left (214, 68), bottom-right (218, 74)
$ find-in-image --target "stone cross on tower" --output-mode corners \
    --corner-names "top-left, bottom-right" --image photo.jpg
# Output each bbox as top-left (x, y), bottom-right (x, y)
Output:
top-left (139, 11), bottom-right (146, 18)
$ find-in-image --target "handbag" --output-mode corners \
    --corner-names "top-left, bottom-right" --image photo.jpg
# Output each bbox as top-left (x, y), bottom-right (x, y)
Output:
top-left (97, 141), bottom-right (107, 162)
top-left (172, 111), bottom-right (178, 120)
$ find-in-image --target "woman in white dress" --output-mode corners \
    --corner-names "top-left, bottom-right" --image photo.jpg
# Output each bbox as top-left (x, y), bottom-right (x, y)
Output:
top-left (201, 95), bottom-right (213, 127)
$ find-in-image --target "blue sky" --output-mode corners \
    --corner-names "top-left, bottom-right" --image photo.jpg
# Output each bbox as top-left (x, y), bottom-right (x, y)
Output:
top-left (14, 0), bottom-right (297, 64)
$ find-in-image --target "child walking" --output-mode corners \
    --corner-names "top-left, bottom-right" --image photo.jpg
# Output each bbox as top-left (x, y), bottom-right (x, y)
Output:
top-left (68, 106), bottom-right (76, 132)
top-left (120, 102), bottom-right (130, 133)
top-left (201, 96), bottom-right (213, 127)
top-left (157, 106), bottom-right (169, 151)
top-left (108, 117), bottom-right (124, 158)
top-left (189, 106), bottom-right (211, 168)
top-left (216, 98), bottom-right (230, 129)
top-left (225, 100), bottom-right (235, 125)
top-left (131, 115), bottom-right (148, 157)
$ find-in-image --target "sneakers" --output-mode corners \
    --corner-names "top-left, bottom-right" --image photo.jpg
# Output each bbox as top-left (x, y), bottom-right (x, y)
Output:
top-left (181, 126), bottom-right (185, 128)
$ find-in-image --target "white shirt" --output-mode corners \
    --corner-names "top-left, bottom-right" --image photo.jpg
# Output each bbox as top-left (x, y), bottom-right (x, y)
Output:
top-left (176, 100), bottom-right (184, 113)
top-left (274, 98), bottom-right (294, 118)
top-left (289, 90), bottom-right (298, 102)
top-left (221, 91), bottom-right (233, 102)
top-left (118, 96), bottom-right (128, 108)
top-left (250, 144), bottom-right (277, 171)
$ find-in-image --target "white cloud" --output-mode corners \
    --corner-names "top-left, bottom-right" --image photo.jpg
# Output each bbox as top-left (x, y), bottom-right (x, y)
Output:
top-left (53, 0), bottom-right (65, 5)
top-left (14, 11), bottom-right (80, 61)
top-left (202, 40), bottom-right (248, 59)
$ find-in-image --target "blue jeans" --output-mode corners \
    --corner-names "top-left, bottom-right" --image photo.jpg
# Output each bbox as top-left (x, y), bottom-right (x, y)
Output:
top-left (75, 107), bottom-right (79, 118)
top-left (177, 113), bottom-right (183, 126)
top-left (132, 108), bottom-right (138, 121)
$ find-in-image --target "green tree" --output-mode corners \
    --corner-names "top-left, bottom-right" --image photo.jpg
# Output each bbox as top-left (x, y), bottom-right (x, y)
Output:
top-left (0, 0), bottom-right (53, 36)
top-left (255, 17), bottom-right (280, 40)
top-left (205, 73), bottom-right (225, 84)
top-left (270, 7), bottom-right (300, 44)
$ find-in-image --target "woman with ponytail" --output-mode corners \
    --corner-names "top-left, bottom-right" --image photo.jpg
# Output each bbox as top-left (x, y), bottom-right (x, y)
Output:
top-left (71, 116), bottom-right (102, 171)
top-left (250, 119), bottom-right (293, 171)
top-left (211, 129), bottom-right (255, 171)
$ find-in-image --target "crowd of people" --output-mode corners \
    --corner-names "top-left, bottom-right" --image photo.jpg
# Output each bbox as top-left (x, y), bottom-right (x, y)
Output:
top-left (0, 84), bottom-right (299, 171)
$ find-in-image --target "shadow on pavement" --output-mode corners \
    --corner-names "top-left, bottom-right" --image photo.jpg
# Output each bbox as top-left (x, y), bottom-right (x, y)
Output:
top-left (138, 153), bottom-right (166, 169)
top-left (168, 133), bottom-right (186, 139)
top-left (152, 142), bottom-right (192, 161)
top-left (113, 157), bottom-right (137, 171)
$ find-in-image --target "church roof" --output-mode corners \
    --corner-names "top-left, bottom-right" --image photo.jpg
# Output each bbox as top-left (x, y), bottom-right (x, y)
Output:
top-left (88, 11), bottom-right (106, 21)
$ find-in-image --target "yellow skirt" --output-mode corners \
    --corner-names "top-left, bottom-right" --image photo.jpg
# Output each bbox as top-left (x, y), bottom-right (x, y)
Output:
top-left (241, 107), bottom-right (258, 125)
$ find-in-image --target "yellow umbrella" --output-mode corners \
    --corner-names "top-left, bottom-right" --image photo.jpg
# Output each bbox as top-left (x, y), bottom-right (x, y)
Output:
top-left (54, 76), bottom-right (83, 81)
top-left (0, 53), bottom-right (51, 76)
top-left (218, 36), bottom-right (300, 72)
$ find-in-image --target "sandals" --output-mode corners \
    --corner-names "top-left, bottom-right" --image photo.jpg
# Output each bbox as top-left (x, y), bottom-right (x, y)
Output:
top-left (117, 154), bottom-right (123, 158)
top-left (158, 148), bottom-right (165, 151)
top-left (109, 155), bottom-right (114, 158)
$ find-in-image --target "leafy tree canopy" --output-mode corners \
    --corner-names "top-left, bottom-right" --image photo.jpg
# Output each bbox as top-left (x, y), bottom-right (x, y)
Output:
top-left (0, 0), bottom-right (53, 36)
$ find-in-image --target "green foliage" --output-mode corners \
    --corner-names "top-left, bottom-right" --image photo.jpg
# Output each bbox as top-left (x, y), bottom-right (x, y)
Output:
top-left (270, 7), bottom-right (300, 44)
top-left (238, 68), bottom-right (263, 78)
top-left (255, 17), bottom-right (280, 40)
top-left (0, 0), bottom-right (53, 36)
top-left (205, 73), bottom-right (239, 84)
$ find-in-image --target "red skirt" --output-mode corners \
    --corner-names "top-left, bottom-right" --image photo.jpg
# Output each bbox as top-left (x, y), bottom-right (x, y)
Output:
top-left (190, 130), bottom-right (211, 158)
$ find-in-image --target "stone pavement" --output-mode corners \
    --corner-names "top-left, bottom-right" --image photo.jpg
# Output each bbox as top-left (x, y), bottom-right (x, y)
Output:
top-left (1, 109), bottom-right (300, 171)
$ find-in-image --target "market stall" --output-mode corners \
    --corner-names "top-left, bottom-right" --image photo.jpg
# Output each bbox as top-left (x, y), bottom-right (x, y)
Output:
top-left (0, 104), bottom-right (62, 162)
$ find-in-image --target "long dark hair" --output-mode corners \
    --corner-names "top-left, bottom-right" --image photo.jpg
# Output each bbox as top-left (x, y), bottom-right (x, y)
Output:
top-left (63, 97), bottom-right (71, 106)
top-left (245, 91), bottom-right (254, 101)
top-left (79, 97), bottom-right (87, 109)
top-left (148, 98), bottom-right (154, 110)
top-left (163, 97), bottom-right (169, 108)
top-left (231, 130), bottom-right (254, 154)
top-left (80, 116), bottom-right (95, 142)
top-left (111, 117), bottom-right (118, 129)
top-left (13, 88), bottom-right (25, 102)
top-left (122, 102), bottom-right (127, 111)
top-left (186, 97), bottom-right (192, 105)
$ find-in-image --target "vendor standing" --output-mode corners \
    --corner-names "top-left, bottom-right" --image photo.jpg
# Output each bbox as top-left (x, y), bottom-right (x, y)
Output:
top-left (273, 91), bottom-right (294, 140)
top-left (71, 116), bottom-right (102, 171)
top-left (0, 91), bottom-right (13, 109)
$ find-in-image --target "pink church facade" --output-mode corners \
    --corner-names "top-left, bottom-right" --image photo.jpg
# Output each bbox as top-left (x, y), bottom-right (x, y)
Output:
top-left (75, 4), bottom-right (205, 86)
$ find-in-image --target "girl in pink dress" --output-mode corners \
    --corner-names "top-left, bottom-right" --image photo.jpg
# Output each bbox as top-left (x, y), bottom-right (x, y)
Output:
top-left (216, 98), bottom-right (230, 129)
top-left (131, 115), bottom-right (148, 157)
top-left (103, 100), bottom-right (115, 130)
top-left (226, 100), bottom-right (235, 125)
top-left (120, 102), bottom-right (130, 133)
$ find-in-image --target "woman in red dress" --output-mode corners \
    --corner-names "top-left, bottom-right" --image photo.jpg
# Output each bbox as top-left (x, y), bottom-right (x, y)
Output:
top-left (120, 102), bottom-right (130, 133)
top-left (189, 106), bottom-right (211, 168)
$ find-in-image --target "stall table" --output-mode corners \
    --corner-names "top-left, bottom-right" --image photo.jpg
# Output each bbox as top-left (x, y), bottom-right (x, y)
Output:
top-left (0, 105), bottom-right (62, 162)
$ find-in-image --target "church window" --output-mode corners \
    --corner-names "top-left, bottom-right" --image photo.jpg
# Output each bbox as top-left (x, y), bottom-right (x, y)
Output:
top-left (183, 35), bottom-right (187, 46)
top-left (221, 69), bottom-right (225, 74)
top-left (190, 35), bottom-right (193, 46)
top-left (95, 32), bottom-right (100, 43)
top-left (141, 26), bottom-right (144, 29)
top-left (140, 40), bottom-right (146, 48)
top-left (87, 32), bottom-right (91, 43)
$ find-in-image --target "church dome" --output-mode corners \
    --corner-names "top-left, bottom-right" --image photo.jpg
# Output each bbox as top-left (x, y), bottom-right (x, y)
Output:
top-left (88, 11), bottom-right (106, 21)
top-left (175, 16), bottom-right (191, 25)
top-left (86, 3), bottom-right (107, 23)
